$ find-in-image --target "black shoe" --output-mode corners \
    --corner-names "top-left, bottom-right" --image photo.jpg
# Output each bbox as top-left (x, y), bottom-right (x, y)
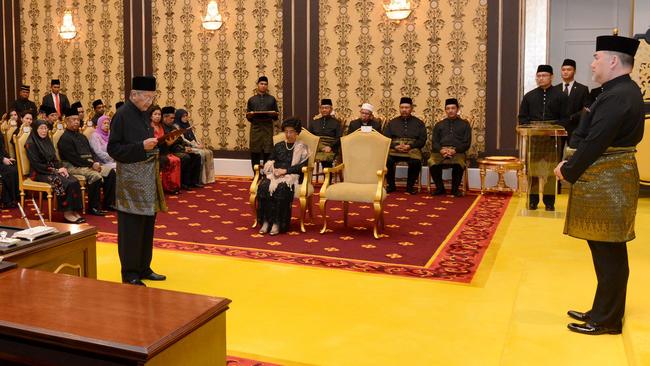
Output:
top-left (124, 279), bottom-right (146, 286)
top-left (89, 208), bottom-right (107, 216)
top-left (192, 183), bottom-right (204, 188)
top-left (567, 322), bottom-right (621, 335)
top-left (181, 184), bottom-right (192, 191)
top-left (406, 187), bottom-right (418, 195)
top-left (431, 190), bottom-right (446, 196)
top-left (545, 206), bottom-right (555, 211)
top-left (567, 310), bottom-right (591, 322)
top-left (528, 203), bottom-right (538, 210)
top-left (64, 216), bottom-right (85, 224)
top-left (142, 272), bottom-right (166, 281)
top-left (386, 186), bottom-right (396, 193)
top-left (452, 190), bottom-right (463, 197)
top-left (106, 205), bottom-right (117, 211)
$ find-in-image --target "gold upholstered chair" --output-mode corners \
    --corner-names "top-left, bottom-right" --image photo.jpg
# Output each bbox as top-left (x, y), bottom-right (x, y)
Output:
top-left (638, 112), bottom-right (650, 186)
top-left (13, 134), bottom-right (55, 221)
top-left (249, 129), bottom-right (320, 232)
top-left (318, 129), bottom-right (391, 239)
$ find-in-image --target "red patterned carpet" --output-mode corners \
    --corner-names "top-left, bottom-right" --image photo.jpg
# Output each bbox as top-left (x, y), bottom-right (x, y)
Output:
top-left (2, 178), bottom-right (511, 283)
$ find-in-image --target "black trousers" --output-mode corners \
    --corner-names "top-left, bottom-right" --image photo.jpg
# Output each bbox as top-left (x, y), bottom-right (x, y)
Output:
top-left (529, 176), bottom-right (556, 207)
top-left (586, 240), bottom-right (629, 328)
top-left (430, 164), bottom-right (463, 193)
top-left (117, 211), bottom-right (156, 282)
top-left (179, 153), bottom-right (202, 187)
top-left (386, 155), bottom-right (421, 189)
top-left (251, 152), bottom-right (270, 171)
top-left (102, 169), bottom-right (116, 208)
top-left (87, 180), bottom-right (102, 210)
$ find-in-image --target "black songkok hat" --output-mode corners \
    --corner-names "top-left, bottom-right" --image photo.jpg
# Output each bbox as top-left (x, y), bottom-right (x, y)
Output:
top-left (64, 107), bottom-right (79, 118)
top-left (399, 97), bottom-right (413, 105)
top-left (41, 105), bottom-right (57, 115)
top-left (51, 79), bottom-right (61, 86)
top-left (20, 84), bottom-right (30, 92)
top-left (281, 117), bottom-right (302, 134)
top-left (445, 98), bottom-right (459, 107)
top-left (536, 65), bottom-right (553, 74)
top-left (320, 98), bottom-right (333, 106)
top-left (161, 106), bottom-right (176, 115)
top-left (257, 76), bottom-right (268, 83)
top-left (596, 35), bottom-right (640, 57)
top-left (115, 101), bottom-right (124, 110)
top-left (70, 101), bottom-right (82, 111)
top-left (562, 59), bottom-right (577, 68)
top-left (92, 99), bottom-right (103, 108)
top-left (132, 76), bottom-right (157, 91)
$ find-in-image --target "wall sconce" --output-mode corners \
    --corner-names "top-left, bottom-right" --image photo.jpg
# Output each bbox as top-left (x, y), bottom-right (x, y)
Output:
top-left (384, 0), bottom-right (412, 21)
top-left (59, 10), bottom-right (77, 40)
top-left (202, 1), bottom-right (223, 31)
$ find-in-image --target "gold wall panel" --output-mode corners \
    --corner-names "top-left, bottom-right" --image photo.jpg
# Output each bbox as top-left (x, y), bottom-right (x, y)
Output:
top-left (319, 0), bottom-right (488, 157)
top-left (152, 0), bottom-right (284, 150)
top-left (20, 0), bottom-right (125, 114)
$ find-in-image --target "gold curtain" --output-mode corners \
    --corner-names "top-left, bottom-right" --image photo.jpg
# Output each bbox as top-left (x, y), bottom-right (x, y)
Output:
top-left (152, 0), bottom-right (284, 151)
top-left (319, 0), bottom-right (488, 157)
top-left (20, 0), bottom-right (125, 114)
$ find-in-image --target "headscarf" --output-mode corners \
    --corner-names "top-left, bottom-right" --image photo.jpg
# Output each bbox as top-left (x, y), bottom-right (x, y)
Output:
top-left (174, 108), bottom-right (196, 141)
top-left (95, 115), bottom-right (111, 143)
top-left (25, 119), bottom-right (57, 164)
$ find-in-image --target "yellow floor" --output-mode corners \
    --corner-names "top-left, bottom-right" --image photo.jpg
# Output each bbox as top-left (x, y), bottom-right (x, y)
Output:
top-left (97, 195), bottom-right (650, 366)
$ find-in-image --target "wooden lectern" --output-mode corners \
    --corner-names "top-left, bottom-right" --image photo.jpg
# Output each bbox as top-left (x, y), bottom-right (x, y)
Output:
top-left (516, 123), bottom-right (567, 207)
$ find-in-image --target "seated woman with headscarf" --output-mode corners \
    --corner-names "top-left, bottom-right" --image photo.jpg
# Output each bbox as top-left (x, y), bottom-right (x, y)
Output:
top-left (256, 117), bottom-right (309, 235)
top-left (150, 105), bottom-right (181, 194)
top-left (88, 115), bottom-right (116, 170)
top-left (174, 109), bottom-right (215, 184)
top-left (25, 120), bottom-right (85, 223)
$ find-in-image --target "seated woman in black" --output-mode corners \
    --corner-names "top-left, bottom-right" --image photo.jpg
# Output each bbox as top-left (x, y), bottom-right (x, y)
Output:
top-left (257, 118), bottom-right (310, 235)
top-left (25, 120), bottom-right (85, 223)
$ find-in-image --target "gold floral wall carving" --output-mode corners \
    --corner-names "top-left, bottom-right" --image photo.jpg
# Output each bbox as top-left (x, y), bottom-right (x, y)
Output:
top-left (152, 0), bottom-right (284, 151)
top-left (632, 41), bottom-right (650, 102)
top-left (319, 0), bottom-right (488, 157)
top-left (20, 0), bottom-right (125, 112)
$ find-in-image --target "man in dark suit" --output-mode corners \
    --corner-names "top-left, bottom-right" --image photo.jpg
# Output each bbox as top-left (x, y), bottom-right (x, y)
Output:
top-left (554, 59), bottom-right (590, 142)
top-left (41, 79), bottom-right (71, 117)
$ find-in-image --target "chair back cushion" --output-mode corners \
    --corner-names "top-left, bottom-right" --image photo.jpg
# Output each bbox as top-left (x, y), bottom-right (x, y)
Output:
top-left (83, 127), bottom-right (95, 140)
top-left (272, 129), bottom-right (320, 167)
top-left (15, 133), bottom-right (31, 176)
top-left (52, 129), bottom-right (64, 159)
top-left (340, 129), bottom-right (391, 184)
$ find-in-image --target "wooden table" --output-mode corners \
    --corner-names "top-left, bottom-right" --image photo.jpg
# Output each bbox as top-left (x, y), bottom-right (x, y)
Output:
top-left (0, 219), bottom-right (97, 278)
top-left (478, 156), bottom-right (524, 195)
top-left (0, 268), bottom-right (231, 365)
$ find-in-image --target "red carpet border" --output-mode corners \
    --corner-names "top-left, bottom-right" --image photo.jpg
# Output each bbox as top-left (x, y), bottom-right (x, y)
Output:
top-left (3, 178), bottom-right (510, 283)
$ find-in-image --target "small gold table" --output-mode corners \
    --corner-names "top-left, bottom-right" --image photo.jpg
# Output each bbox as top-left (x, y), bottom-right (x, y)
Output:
top-left (478, 156), bottom-right (524, 194)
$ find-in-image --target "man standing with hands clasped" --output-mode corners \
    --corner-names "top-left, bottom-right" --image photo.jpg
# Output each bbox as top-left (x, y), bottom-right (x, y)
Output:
top-left (108, 76), bottom-right (167, 286)
top-left (554, 34), bottom-right (643, 335)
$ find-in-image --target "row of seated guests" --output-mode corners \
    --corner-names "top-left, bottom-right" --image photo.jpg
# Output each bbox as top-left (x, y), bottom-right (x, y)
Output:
top-left (309, 97), bottom-right (472, 197)
top-left (150, 105), bottom-right (215, 194)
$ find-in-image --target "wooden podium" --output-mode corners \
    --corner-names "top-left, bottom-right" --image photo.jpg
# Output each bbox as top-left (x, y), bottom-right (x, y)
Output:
top-left (1, 218), bottom-right (97, 278)
top-left (0, 268), bottom-right (231, 365)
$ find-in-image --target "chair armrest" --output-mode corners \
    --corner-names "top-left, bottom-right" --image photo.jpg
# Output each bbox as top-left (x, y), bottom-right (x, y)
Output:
top-left (375, 169), bottom-right (387, 202)
top-left (324, 163), bottom-right (345, 174)
top-left (320, 164), bottom-right (344, 196)
top-left (249, 164), bottom-right (261, 193)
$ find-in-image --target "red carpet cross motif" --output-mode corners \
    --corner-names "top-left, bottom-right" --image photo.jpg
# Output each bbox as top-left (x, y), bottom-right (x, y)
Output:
top-left (2, 178), bottom-right (510, 283)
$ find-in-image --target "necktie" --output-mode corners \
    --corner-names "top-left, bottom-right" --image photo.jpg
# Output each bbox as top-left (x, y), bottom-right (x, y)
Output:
top-left (54, 94), bottom-right (60, 114)
top-left (563, 83), bottom-right (569, 96)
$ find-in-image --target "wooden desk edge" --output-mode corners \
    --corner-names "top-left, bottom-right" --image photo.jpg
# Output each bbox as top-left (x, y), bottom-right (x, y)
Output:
top-left (0, 299), bottom-right (231, 362)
